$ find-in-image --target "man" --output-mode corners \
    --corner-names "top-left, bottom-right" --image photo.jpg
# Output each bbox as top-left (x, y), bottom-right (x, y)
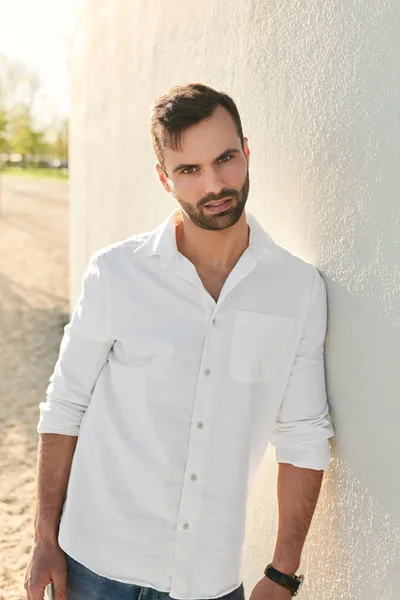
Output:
top-left (25, 83), bottom-right (334, 600)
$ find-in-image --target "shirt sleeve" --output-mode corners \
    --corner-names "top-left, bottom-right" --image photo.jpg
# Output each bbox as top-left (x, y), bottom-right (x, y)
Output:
top-left (37, 252), bottom-right (114, 436)
top-left (270, 268), bottom-right (334, 470)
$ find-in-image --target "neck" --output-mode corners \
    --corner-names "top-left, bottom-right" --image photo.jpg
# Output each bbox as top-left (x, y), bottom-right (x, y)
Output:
top-left (175, 209), bottom-right (250, 273)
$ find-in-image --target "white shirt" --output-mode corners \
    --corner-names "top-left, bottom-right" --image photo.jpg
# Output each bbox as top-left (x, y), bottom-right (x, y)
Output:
top-left (38, 208), bottom-right (334, 600)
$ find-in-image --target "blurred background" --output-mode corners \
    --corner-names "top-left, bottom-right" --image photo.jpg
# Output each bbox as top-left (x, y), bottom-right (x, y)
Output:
top-left (0, 2), bottom-right (69, 599)
top-left (0, 0), bottom-right (68, 175)
top-left (1, 1), bottom-right (400, 599)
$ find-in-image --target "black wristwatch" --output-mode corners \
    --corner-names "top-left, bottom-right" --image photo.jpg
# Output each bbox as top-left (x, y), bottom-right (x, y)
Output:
top-left (264, 564), bottom-right (304, 596)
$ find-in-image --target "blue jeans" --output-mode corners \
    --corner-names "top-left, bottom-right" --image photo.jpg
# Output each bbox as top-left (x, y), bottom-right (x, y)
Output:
top-left (45, 552), bottom-right (246, 600)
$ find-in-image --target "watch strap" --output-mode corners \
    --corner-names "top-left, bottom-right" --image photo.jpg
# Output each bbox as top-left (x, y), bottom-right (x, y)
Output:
top-left (264, 564), bottom-right (304, 596)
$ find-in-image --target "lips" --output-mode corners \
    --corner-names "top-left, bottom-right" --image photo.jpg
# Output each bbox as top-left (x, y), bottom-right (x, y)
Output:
top-left (204, 197), bottom-right (233, 214)
top-left (205, 196), bottom-right (232, 207)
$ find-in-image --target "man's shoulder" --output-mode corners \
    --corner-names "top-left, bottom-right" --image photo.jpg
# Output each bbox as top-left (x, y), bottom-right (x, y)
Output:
top-left (263, 232), bottom-right (321, 281)
top-left (276, 242), bottom-right (319, 276)
top-left (91, 229), bottom-right (154, 265)
top-left (249, 212), bottom-right (321, 283)
top-left (256, 233), bottom-right (324, 307)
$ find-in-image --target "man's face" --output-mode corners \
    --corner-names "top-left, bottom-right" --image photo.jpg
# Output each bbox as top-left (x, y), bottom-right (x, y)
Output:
top-left (156, 105), bottom-right (250, 231)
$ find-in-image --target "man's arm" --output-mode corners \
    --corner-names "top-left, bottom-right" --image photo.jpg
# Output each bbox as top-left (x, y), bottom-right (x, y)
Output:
top-left (34, 433), bottom-right (78, 543)
top-left (266, 267), bottom-right (334, 591)
top-left (25, 435), bottom-right (78, 599)
top-left (38, 253), bottom-right (114, 436)
top-left (25, 253), bottom-right (114, 599)
top-left (271, 464), bottom-right (324, 576)
top-left (270, 269), bottom-right (334, 471)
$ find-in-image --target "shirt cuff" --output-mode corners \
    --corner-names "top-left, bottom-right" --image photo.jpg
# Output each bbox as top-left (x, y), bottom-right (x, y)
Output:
top-left (37, 397), bottom-right (84, 436)
top-left (275, 439), bottom-right (331, 470)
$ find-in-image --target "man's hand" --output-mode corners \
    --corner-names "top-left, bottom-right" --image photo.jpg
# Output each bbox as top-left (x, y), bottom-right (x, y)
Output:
top-left (249, 576), bottom-right (292, 600)
top-left (24, 539), bottom-right (67, 600)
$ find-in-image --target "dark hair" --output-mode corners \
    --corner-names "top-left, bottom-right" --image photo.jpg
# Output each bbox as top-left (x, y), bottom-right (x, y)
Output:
top-left (149, 83), bottom-right (244, 171)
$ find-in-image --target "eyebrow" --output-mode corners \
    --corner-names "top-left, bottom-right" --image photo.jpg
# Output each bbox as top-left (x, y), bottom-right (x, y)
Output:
top-left (171, 148), bottom-right (240, 174)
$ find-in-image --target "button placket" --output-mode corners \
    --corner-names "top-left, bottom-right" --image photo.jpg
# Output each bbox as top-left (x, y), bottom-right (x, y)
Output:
top-left (171, 303), bottom-right (221, 586)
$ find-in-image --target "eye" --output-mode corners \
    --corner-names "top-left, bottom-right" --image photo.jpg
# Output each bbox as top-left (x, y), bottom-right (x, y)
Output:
top-left (218, 154), bottom-right (233, 164)
top-left (182, 166), bottom-right (197, 175)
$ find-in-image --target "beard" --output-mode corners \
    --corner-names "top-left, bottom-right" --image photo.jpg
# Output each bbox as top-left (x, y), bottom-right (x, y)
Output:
top-left (171, 169), bottom-right (250, 231)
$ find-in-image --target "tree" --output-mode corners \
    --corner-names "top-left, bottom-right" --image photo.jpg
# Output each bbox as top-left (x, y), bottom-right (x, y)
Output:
top-left (54, 117), bottom-right (68, 160)
top-left (0, 54), bottom-right (68, 165)
top-left (0, 54), bottom-right (41, 114)
top-left (9, 106), bottom-right (48, 165)
top-left (0, 54), bottom-right (46, 163)
top-left (0, 109), bottom-right (8, 154)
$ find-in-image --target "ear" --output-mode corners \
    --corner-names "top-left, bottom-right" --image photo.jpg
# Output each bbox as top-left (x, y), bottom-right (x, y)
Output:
top-left (156, 163), bottom-right (172, 193)
top-left (243, 137), bottom-right (250, 167)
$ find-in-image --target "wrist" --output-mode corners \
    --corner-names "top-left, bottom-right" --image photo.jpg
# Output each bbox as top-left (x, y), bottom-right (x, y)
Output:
top-left (34, 520), bottom-right (59, 544)
top-left (271, 558), bottom-right (300, 578)
top-left (264, 564), bottom-right (305, 597)
top-left (34, 530), bottom-right (59, 544)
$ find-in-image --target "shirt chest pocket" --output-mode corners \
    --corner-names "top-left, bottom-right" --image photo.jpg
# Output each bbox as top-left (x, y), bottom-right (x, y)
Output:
top-left (229, 310), bottom-right (295, 383)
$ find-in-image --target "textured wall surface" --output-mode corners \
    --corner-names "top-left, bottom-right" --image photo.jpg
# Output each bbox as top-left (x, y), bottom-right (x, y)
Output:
top-left (70, 1), bottom-right (400, 598)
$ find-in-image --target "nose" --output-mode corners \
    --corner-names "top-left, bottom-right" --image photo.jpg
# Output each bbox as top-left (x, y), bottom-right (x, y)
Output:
top-left (202, 166), bottom-right (225, 197)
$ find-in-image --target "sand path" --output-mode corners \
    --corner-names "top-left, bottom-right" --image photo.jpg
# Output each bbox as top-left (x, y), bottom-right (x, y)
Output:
top-left (0, 175), bottom-right (69, 599)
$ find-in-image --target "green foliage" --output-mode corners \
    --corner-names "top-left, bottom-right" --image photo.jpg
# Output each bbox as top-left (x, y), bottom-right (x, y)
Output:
top-left (0, 109), bottom-right (8, 153)
top-left (0, 54), bottom-right (68, 165)
top-left (53, 117), bottom-right (68, 161)
top-left (3, 166), bottom-right (68, 179)
top-left (9, 106), bottom-right (50, 160)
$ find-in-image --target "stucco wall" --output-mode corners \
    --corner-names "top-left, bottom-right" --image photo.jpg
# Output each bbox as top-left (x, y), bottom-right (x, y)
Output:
top-left (69, 1), bottom-right (400, 598)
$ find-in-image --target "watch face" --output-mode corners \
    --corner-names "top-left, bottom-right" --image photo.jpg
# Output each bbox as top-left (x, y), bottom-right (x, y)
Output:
top-left (296, 575), bottom-right (304, 592)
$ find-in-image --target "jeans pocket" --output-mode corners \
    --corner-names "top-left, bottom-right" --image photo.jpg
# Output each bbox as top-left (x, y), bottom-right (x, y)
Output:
top-left (221, 583), bottom-right (245, 600)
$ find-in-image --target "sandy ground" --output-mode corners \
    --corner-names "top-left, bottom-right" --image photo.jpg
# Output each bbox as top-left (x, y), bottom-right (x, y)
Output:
top-left (0, 175), bottom-right (69, 599)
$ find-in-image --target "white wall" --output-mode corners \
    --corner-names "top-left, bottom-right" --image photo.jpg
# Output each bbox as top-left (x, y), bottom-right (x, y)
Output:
top-left (70, 1), bottom-right (400, 598)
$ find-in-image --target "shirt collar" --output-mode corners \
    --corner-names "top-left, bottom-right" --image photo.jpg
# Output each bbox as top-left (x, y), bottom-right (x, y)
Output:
top-left (136, 208), bottom-right (280, 267)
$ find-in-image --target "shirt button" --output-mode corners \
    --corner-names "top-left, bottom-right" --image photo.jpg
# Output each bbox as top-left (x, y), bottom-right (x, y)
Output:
top-left (183, 522), bottom-right (190, 530)
top-left (211, 318), bottom-right (216, 325)
top-left (204, 368), bottom-right (211, 376)
top-left (197, 421), bottom-right (204, 429)
top-left (190, 474), bottom-right (197, 481)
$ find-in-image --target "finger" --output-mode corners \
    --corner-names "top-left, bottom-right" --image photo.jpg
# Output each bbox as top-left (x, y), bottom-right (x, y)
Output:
top-left (23, 571), bottom-right (33, 600)
top-left (53, 576), bottom-right (68, 600)
top-left (28, 583), bottom-right (46, 600)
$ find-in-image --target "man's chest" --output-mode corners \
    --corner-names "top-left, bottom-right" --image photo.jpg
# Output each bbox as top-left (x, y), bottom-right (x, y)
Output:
top-left (195, 268), bottom-right (229, 303)
top-left (105, 263), bottom-right (300, 386)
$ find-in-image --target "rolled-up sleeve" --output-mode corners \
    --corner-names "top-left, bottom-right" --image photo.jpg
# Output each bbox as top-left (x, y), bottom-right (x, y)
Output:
top-left (37, 252), bottom-right (114, 436)
top-left (270, 268), bottom-right (334, 470)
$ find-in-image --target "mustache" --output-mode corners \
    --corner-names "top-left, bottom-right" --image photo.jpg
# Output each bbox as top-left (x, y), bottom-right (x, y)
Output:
top-left (198, 189), bottom-right (239, 207)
